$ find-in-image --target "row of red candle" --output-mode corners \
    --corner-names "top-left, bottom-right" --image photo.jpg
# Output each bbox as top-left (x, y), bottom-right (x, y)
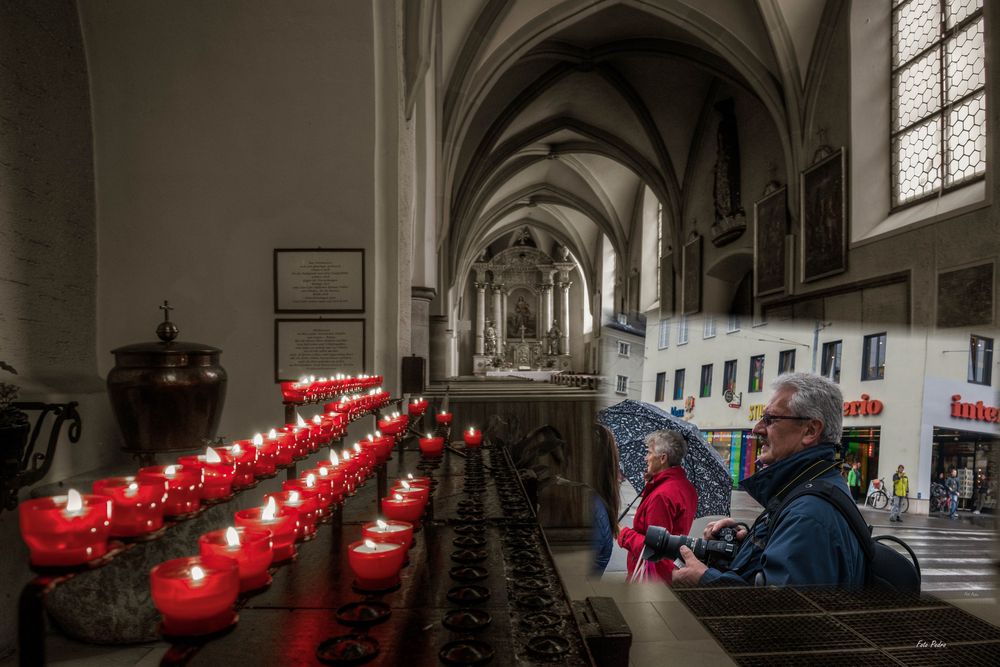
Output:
top-left (280, 375), bottom-right (385, 404)
top-left (16, 397), bottom-right (385, 565)
top-left (149, 431), bottom-right (418, 637)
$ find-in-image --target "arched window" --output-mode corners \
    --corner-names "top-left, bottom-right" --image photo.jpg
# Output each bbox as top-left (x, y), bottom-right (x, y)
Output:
top-left (891, 0), bottom-right (985, 207)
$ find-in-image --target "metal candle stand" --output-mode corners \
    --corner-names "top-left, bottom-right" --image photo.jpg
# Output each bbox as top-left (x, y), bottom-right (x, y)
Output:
top-left (16, 390), bottom-right (403, 667)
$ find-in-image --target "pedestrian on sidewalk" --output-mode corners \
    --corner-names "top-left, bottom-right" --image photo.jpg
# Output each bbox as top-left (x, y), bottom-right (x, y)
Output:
top-left (945, 467), bottom-right (960, 519)
top-left (617, 429), bottom-right (698, 583)
top-left (847, 462), bottom-right (862, 502)
top-left (890, 465), bottom-right (908, 522)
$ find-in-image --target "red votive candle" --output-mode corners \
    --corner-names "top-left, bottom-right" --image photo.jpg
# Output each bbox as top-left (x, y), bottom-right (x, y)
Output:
top-left (401, 473), bottom-right (432, 489)
top-left (234, 498), bottom-right (299, 562)
top-left (284, 474), bottom-right (330, 516)
top-left (348, 538), bottom-right (406, 590)
top-left (408, 398), bottom-right (428, 416)
top-left (138, 464), bottom-right (203, 516)
top-left (301, 467), bottom-right (336, 507)
top-left (436, 411), bottom-right (453, 425)
top-left (391, 481), bottom-right (429, 504)
top-left (418, 433), bottom-right (445, 456)
top-left (279, 425), bottom-right (308, 458)
top-left (218, 442), bottom-right (258, 488)
top-left (362, 519), bottom-right (414, 550)
top-left (198, 526), bottom-right (273, 592)
top-left (266, 429), bottom-right (295, 466)
top-left (249, 433), bottom-right (278, 477)
top-left (464, 427), bottom-right (483, 448)
top-left (177, 447), bottom-right (235, 500)
top-left (92, 476), bottom-right (167, 537)
top-left (150, 556), bottom-right (239, 636)
top-left (19, 490), bottom-right (113, 567)
top-left (266, 490), bottom-right (318, 539)
top-left (382, 492), bottom-right (425, 525)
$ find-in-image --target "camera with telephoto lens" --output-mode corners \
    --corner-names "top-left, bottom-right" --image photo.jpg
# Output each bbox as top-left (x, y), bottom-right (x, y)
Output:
top-left (640, 525), bottom-right (741, 567)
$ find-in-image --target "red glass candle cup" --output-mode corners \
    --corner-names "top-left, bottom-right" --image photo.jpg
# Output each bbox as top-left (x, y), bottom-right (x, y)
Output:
top-left (436, 411), bottom-right (453, 426)
top-left (19, 493), bottom-right (113, 567)
top-left (408, 400), bottom-right (427, 417)
top-left (401, 474), bottom-right (432, 488)
top-left (150, 556), bottom-right (239, 636)
top-left (390, 483), bottom-right (429, 505)
top-left (463, 429), bottom-right (483, 448)
top-left (301, 469), bottom-right (336, 508)
top-left (381, 494), bottom-right (425, 525)
top-left (176, 452), bottom-right (235, 500)
top-left (234, 504), bottom-right (299, 562)
top-left (270, 489), bottom-right (319, 538)
top-left (279, 426), bottom-right (308, 457)
top-left (267, 432), bottom-right (295, 466)
top-left (198, 527), bottom-right (274, 592)
top-left (347, 539), bottom-right (406, 590)
top-left (138, 465), bottom-right (203, 517)
top-left (92, 476), bottom-right (167, 537)
top-left (219, 443), bottom-right (258, 488)
top-left (362, 520), bottom-right (414, 550)
top-left (418, 435), bottom-right (444, 456)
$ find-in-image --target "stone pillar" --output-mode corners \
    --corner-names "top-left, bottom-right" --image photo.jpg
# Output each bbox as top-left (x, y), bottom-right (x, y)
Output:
top-left (541, 284), bottom-right (554, 334)
top-left (492, 285), bottom-right (504, 353)
top-left (500, 287), bottom-right (508, 343)
top-left (429, 315), bottom-right (449, 381)
top-left (410, 286), bottom-right (436, 375)
top-left (474, 282), bottom-right (486, 355)
top-left (559, 281), bottom-right (572, 354)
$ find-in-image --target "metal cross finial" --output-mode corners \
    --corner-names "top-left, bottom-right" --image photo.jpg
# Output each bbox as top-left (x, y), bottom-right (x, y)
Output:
top-left (159, 300), bottom-right (173, 321)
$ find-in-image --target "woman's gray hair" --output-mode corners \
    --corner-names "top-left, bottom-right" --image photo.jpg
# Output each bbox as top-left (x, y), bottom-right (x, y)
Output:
top-left (646, 429), bottom-right (686, 467)
top-left (772, 372), bottom-right (843, 444)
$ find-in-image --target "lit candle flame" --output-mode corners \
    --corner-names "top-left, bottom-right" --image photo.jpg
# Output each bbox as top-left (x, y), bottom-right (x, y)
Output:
top-left (190, 566), bottom-right (206, 582)
top-left (205, 446), bottom-right (222, 463)
top-left (329, 451), bottom-right (340, 466)
top-left (262, 496), bottom-right (278, 520)
top-left (164, 465), bottom-right (177, 478)
top-left (289, 490), bottom-right (300, 503)
top-left (225, 527), bottom-right (240, 547)
top-left (440, 410), bottom-right (446, 415)
top-left (367, 433), bottom-right (374, 441)
top-left (296, 414), bottom-right (307, 427)
top-left (305, 473), bottom-right (316, 488)
top-left (252, 433), bottom-right (264, 447)
top-left (469, 427), bottom-right (475, 434)
top-left (318, 466), bottom-right (329, 476)
top-left (125, 482), bottom-right (139, 497)
top-left (406, 473), bottom-right (414, 481)
top-left (376, 519), bottom-right (387, 530)
top-left (393, 493), bottom-right (403, 501)
top-left (364, 539), bottom-right (377, 549)
top-left (65, 489), bottom-right (84, 514)
top-left (401, 480), bottom-right (411, 490)
top-left (232, 444), bottom-right (242, 456)
top-left (267, 428), bottom-right (277, 439)
top-left (313, 415), bottom-right (322, 424)
top-left (342, 450), bottom-right (351, 461)
top-left (353, 443), bottom-right (361, 453)
top-left (298, 376), bottom-right (309, 384)
top-left (426, 433), bottom-right (432, 439)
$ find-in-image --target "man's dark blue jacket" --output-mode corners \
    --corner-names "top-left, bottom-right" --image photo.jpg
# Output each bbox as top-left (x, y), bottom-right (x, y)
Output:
top-left (699, 444), bottom-right (866, 587)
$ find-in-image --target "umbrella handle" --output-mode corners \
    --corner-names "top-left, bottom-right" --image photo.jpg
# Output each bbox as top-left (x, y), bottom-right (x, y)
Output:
top-left (618, 492), bottom-right (642, 522)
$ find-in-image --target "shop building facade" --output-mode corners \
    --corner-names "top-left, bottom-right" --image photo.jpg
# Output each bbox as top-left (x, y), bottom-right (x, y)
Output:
top-left (640, 316), bottom-right (998, 515)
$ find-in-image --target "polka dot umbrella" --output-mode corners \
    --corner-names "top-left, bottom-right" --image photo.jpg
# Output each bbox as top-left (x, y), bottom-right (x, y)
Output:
top-left (596, 399), bottom-right (733, 518)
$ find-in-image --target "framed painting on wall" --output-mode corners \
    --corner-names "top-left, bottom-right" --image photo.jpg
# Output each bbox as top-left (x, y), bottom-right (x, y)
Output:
top-left (274, 248), bottom-right (365, 313)
top-left (800, 148), bottom-right (847, 283)
top-left (754, 185), bottom-right (788, 296)
top-left (274, 318), bottom-right (365, 382)
top-left (682, 236), bottom-right (701, 315)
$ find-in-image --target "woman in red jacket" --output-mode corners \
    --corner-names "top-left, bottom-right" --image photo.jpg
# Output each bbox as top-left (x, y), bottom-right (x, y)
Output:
top-left (617, 429), bottom-right (698, 583)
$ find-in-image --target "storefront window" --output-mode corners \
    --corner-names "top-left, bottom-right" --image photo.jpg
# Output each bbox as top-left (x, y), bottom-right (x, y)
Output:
top-left (933, 426), bottom-right (999, 513)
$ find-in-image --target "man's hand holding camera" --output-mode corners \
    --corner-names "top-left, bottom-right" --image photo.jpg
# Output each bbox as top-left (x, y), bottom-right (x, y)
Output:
top-left (672, 518), bottom-right (748, 587)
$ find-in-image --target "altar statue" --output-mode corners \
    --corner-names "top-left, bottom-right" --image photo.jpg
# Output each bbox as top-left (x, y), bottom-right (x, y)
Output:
top-left (546, 321), bottom-right (562, 355)
top-left (484, 319), bottom-right (497, 355)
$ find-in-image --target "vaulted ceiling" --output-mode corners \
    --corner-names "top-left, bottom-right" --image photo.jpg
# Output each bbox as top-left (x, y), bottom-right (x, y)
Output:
top-left (440, 0), bottom-right (833, 308)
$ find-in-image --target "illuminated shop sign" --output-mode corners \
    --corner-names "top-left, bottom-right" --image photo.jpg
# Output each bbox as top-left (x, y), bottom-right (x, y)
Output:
top-left (748, 404), bottom-right (764, 422)
top-left (950, 394), bottom-right (1000, 424)
top-left (843, 394), bottom-right (884, 417)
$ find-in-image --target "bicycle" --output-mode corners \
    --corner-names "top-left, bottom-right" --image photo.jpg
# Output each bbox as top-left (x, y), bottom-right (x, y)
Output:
top-left (865, 479), bottom-right (909, 513)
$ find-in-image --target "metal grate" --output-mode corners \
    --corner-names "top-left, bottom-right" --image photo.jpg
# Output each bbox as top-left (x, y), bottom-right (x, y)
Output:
top-left (701, 615), bottom-right (867, 654)
top-left (672, 587), bottom-right (817, 617)
top-left (799, 587), bottom-right (947, 613)
top-left (734, 650), bottom-right (886, 667)
top-left (837, 607), bottom-right (1000, 647)
top-left (892, 641), bottom-right (1000, 667)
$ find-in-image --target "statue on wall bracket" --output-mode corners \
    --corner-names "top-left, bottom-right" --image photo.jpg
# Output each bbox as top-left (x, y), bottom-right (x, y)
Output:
top-left (710, 98), bottom-right (747, 247)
